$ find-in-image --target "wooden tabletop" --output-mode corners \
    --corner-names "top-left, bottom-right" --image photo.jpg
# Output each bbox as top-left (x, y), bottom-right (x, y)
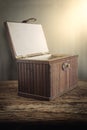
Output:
top-left (0, 80), bottom-right (87, 127)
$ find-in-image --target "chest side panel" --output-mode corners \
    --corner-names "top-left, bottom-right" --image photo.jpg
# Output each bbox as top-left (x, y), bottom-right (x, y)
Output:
top-left (17, 61), bottom-right (50, 98)
top-left (69, 56), bottom-right (78, 87)
top-left (59, 59), bottom-right (70, 93)
top-left (50, 63), bottom-right (60, 98)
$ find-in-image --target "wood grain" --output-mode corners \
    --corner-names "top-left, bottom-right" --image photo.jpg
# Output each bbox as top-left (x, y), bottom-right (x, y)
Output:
top-left (0, 80), bottom-right (87, 124)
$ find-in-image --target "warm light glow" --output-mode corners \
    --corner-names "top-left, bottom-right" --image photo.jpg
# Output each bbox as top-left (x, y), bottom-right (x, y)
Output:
top-left (52, 0), bottom-right (87, 57)
top-left (80, 0), bottom-right (87, 19)
top-left (58, 0), bottom-right (87, 42)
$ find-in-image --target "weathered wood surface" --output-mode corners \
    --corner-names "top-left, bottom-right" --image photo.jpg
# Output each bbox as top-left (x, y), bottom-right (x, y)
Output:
top-left (0, 80), bottom-right (87, 123)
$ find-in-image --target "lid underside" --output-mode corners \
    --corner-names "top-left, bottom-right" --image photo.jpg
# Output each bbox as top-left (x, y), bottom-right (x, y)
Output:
top-left (6, 22), bottom-right (49, 58)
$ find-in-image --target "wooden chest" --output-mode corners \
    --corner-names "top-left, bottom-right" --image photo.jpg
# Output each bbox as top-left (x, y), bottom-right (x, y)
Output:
top-left (5, 21), bottom-right (78, 100)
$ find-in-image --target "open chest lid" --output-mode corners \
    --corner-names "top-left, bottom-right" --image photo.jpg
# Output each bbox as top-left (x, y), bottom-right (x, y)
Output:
top-left (5, 21), bottom-right (49, 59)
